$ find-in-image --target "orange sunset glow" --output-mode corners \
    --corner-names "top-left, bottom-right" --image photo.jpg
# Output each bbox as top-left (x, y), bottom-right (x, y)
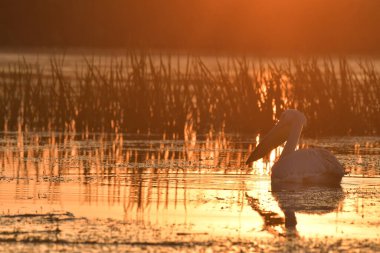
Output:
top-left (1, 0), bottom-right (380, 54)
top-left (0, 1), bottom-right (379, 252)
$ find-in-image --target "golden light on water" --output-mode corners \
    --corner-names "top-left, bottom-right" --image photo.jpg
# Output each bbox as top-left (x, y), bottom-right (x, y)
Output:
top-left (1, 130), bottom-right (380, 243)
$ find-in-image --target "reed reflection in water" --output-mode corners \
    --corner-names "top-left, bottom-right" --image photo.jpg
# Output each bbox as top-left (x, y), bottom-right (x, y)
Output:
top-left (0, 130), bottom-right (380, 239)
top-left (0, 130), bottom-right (258, 178)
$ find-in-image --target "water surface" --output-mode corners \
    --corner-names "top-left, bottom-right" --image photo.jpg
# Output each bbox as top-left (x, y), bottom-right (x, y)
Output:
top-left (0, 131), bottom-right (379, 251)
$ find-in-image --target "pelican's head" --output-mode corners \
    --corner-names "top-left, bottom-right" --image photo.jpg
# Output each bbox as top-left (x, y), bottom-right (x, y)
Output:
top-left (246, 109), bottom-right (307, 165)
top-left (277, 109), bottom-right (307, 127)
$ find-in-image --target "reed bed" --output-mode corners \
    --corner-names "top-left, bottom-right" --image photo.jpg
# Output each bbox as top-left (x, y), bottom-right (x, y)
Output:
top-left (0, 53), bottom-right (379, 135)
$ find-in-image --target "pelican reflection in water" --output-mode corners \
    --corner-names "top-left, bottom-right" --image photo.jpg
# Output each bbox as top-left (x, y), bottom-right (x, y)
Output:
top-left (246, 184), bottom-right (345, 237)
top-left (246, 109), bottom-right (345, 186)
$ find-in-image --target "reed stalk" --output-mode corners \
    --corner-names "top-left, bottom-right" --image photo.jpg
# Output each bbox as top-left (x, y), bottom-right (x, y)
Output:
top-left (0, 54), bottom-right (378, 135)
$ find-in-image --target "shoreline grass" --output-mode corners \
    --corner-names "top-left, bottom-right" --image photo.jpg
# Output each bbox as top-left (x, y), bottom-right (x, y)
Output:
top-left (0, 53), bottom-right (379, 136)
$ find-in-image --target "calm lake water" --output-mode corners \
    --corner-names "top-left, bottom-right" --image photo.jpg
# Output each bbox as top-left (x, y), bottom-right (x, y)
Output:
top-left (0, 131), bottom-right (379, 251)
top-left (1, 50), bottom-right (380, 76)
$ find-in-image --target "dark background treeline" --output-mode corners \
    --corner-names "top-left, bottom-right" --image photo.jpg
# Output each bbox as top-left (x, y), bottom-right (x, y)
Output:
top-left (1, 0), bottom-right (380, 55)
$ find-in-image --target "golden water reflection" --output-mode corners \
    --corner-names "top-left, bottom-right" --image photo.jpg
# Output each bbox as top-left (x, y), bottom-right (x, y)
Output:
top-left (0, 131), bottom-right (379, 240)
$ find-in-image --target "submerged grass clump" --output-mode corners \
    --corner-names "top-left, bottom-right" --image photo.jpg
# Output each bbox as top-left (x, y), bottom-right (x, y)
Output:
top-left (0, 53), bottom-right (379, 135)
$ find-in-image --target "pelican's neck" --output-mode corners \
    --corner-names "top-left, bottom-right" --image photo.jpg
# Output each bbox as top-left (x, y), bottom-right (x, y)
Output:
top-left (280, 120), bottom-right (303, 159)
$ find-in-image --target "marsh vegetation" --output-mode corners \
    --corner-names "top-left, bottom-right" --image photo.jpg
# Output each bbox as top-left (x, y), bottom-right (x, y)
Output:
top-left (0, 54), bottom-right (379, 135)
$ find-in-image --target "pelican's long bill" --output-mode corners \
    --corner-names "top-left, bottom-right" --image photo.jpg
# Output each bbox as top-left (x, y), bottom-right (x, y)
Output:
top-left (246, 119), bottom-right (290, 165)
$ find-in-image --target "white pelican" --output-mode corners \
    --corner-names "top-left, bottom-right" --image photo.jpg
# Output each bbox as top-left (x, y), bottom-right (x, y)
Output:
top-left (246, 109), bottom-right (345, 185)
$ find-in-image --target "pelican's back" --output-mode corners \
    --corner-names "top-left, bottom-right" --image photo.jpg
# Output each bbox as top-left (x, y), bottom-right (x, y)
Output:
top-left (271, 148), bottom-right (345, 186)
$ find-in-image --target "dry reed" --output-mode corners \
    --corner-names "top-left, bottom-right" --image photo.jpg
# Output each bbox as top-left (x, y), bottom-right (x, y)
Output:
top-left (0, 54), bottom-right (379, 135)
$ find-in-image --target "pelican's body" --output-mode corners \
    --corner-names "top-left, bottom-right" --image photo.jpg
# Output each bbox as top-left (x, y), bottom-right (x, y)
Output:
top-left (271, 148), bottom-right (344, 185)
top-left (246, 109), bottom-right (344, 185)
